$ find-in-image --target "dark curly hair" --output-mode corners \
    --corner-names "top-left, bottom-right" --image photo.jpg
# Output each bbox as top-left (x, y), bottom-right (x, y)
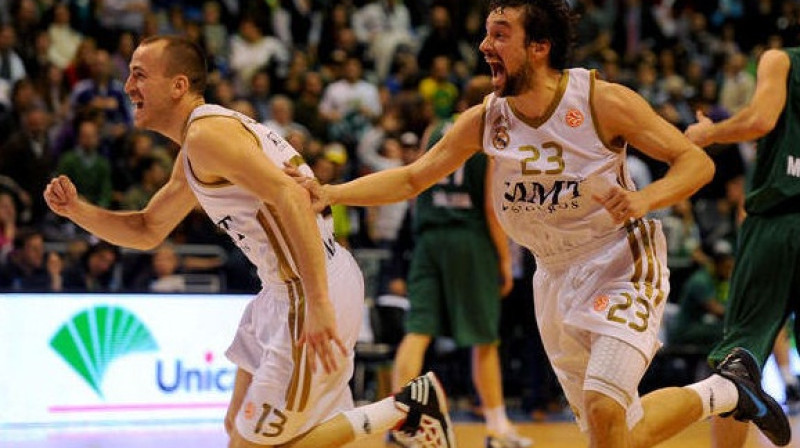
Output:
top-left (487, 0), bottom-right (577, 69)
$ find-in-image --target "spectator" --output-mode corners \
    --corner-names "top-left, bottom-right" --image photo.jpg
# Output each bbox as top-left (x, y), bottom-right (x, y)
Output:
top-left (0, 106), bottom-right (55, 224)
top-left (317, 3), bottom-right (354, 69)
top-left (356, 105), bottom-right (404, 173)
top-left (310, 146), bottom-right (352, 248)
top-left (0, 190), bottom-right (17, 264)
top-left (131, 242), bottom-right (185, 292)
top-left (293, 71), bottom-right (327, 140)
top-left (668, 240), bottom-right (734, 354)
top-left (62, 241), bottom-right (118, 291)
top-left (661, 199), bottom-right (707, 296)
top-left (245, 69), bottom-right (271, 122)
top-left (229, 98), bottom-right (257, 121)
top-left (55, 118), bottom-right (113, 208)
top-left (0, 228), bottom-right (62, 291)
top-left (111, 130), bottom-right (172, 205)
top-left (263, 94), bottom-right (310, 140)
top-left (417, 5), bottom-right (462, 73)
top-left (229, 16), bottom-right (288, 95)
top-left (0, 24), bottom-right (28, 103)
top-left (319, 57), bottom-right (381, 146)
top-left (34, 63), bottom-right (71, 124)
top-left (46, 3), bottom-right (83, 70)
top-left (351, 0), bottom-right (414, 80)
top-left (110, 31), bottom-right (136, 83)
top-left (63, 37), bottom-right (96, 88)
top-left (719, 51), bottom-right (755, 115)
top-left (121, 156), bottom-right (169, 211)
top-left (70, 48), bottom-right (132, 138)
top-left (201, 0), bottom-right (229, 70)
top-left (418, 55), bottom-right (459, 119)
top-left (96, 0), bottom-right (150, 34)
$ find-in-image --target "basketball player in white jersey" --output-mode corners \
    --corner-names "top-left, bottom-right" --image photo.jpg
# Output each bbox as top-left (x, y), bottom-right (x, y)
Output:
top-left (288, 1), bottom-right (790, 446)
top-left (43, 35), bottom-right (457, 448)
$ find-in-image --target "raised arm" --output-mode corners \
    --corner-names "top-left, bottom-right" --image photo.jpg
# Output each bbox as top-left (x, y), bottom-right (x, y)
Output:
top-left (324, 104), bottom-right (485, 206)
top-left (593, 80), bottom-right (715, 217)
top-left (685, 49), bottom-right (790, 147)
top-left (44, 157), bottom-right (198, 250)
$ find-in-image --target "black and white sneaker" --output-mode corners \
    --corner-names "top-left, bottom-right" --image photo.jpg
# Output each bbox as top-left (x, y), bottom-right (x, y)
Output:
top-left (716, 347), bottom-right (791, 446)
top-left (393, 372), bottom-right (457, 448)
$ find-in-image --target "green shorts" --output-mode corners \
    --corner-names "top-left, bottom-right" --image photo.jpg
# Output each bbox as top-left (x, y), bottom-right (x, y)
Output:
top-left (405, 227), bottom-right (501, 346)
top-left (709, 213), bottom-right (800, 366)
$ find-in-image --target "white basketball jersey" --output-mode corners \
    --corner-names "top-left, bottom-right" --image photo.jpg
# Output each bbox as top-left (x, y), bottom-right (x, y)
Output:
top-left (182, 104), bottom-right (338, 286)
top-left (482, 68), bottom-right (636, 261)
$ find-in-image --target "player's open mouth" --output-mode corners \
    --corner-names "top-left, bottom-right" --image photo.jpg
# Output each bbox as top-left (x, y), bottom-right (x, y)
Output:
top-left (487, 61), bottom-right (505, 83)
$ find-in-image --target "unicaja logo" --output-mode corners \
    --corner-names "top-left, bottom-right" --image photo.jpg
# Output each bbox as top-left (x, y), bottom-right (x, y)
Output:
top-left (50, 306), bottom-right (158, 397)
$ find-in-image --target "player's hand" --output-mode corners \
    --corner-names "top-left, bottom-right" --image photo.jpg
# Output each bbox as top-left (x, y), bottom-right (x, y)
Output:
top-left (298, 298), bottom-right (347, 375)
top-left (684, 110), bottom-right (714, 148)
top-left (593, 186), bottom-right (649, 223)
top-left (283, 163), bottom-right (330, 214)
top-left (44, 175), bottom-right (79, 217)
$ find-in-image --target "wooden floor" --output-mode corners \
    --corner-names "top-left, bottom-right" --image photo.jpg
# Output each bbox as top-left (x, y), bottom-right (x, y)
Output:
top-left (3, 416), bottom-right (800, 447)
top-left (345, 417), bottom-right (800, 447)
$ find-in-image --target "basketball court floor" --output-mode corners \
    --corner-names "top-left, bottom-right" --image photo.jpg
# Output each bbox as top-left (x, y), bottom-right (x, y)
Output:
top-left (3, 415), bottom-right (799, 447)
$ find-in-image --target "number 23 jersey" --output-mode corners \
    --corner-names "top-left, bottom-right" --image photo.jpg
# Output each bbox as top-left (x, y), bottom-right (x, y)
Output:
top-left (482, 68), bottom-right (635, 262)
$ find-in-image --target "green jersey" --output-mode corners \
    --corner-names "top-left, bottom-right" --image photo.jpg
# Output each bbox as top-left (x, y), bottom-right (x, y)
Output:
top-left (413, 119), bottom-right (489, 234)
top-left (746, 47), bottom-right (800, 215)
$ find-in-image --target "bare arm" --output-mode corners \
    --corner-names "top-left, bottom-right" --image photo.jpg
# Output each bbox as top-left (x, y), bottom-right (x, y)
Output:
top-left (686, 49), bottom-right (790, 147)
top-left (484, 157), bottom-right (512, 297)
top-left (324, 104), bottom-right (485, 206)
top-left (185, 118), bottom-right (344, 373)
top-left (44, 158), bottom-right (198, 250)
top-left (593, 80), bottom-right (715, 218)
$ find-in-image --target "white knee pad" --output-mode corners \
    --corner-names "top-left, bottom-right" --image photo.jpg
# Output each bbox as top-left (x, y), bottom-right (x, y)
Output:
top-left (584, 335), bottom-right (648, 429)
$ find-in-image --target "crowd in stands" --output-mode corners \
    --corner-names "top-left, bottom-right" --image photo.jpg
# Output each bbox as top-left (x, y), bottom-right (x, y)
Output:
top-left (1, 0), bottom-right (799, 411)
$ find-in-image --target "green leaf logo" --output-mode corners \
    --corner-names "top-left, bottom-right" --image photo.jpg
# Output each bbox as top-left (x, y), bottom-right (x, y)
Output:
top-left (50, 306), bottom-right (158, 397)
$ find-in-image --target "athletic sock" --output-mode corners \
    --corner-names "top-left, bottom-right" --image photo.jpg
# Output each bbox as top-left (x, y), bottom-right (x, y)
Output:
top-left (343, 397), bottom-right (407, 439)
top-left (484, 405), bottom-right (513, 436)
top-left (685, 374), bottom-right (739, 420)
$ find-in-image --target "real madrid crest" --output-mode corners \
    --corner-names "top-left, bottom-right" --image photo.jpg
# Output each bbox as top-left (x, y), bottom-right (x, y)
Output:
top-left (492, 115), bottom-right (510, 150)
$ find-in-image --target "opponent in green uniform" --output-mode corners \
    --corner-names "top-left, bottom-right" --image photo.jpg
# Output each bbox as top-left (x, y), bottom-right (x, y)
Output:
top-left (686, 46), bottom-right (800, 448)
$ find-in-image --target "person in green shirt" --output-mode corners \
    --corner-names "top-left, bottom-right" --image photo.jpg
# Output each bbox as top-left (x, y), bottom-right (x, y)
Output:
top-left (55, 118), bottom-right (112, 208)
top-left (669, 240), bottom-right (734, 353)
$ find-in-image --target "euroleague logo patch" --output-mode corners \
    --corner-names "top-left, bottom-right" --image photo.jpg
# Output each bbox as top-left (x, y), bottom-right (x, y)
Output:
top-left (565, 108), bottom-right (584, 128)
top-left (593, 295), bottom-right (610, 312)
top-left (244, 401), bottom-right (256, 419)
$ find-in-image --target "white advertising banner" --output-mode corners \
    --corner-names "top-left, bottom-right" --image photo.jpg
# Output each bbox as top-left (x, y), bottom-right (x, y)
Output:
top-left (0, 293), bottom-right (250, 428)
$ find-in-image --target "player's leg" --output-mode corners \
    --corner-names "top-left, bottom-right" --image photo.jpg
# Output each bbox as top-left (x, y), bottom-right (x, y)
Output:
top-left (392, 333), bottom-right (433, 390)
top-left (710, 416), bottom-right (749, 448)
top-left (583, 335), bottom-right (649, 448)
top-left (705, 216), bottom-right (795, 447)
top-left (442, 228), bottom-right (530, 446)
top-left (393, 233), bottom-right (442, 392)
top-left (226, 368), bottom-right (254, 435)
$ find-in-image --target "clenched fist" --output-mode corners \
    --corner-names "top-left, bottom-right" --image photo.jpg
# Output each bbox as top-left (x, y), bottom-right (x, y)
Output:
top-left (43, 175), bottom-right (79, 217)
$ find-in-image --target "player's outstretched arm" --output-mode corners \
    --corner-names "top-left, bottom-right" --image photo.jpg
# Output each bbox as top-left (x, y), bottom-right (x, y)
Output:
top-left (323, 105), bottom-right (485, 207)
top-left (686, 49), bottom-right (790, 147)
top-left (43, 159), bottom-right (198, 250)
